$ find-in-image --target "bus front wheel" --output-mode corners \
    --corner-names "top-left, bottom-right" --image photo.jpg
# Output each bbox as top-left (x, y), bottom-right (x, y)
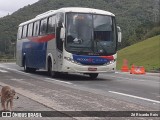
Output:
top-left (89, 73), bottom-right (98, 79)
top-left (48, 60), bottom-right (58, 78)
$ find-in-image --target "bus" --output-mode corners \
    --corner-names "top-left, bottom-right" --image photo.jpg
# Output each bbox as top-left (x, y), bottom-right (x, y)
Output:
top-left (16, 7), bottom-right (122, 79)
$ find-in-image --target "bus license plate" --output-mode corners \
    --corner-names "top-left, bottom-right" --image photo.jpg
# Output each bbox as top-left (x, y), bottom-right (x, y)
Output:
top-left (88, 68), bottom-right (97, 71)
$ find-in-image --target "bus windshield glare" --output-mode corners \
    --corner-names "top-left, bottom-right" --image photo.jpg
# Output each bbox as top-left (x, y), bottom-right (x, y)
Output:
top-left (65, 12), bottom-right (117, 56)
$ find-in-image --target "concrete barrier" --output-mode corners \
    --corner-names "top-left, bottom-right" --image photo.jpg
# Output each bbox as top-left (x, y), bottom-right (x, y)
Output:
top-left (0, 59), bottom-right (16, 63)
top-left (130, 64), bottom-right (146, 74)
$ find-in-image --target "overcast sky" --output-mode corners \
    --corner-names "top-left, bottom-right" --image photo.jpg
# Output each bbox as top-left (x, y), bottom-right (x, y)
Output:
top-left (0, 0), bottom-right (39, 18)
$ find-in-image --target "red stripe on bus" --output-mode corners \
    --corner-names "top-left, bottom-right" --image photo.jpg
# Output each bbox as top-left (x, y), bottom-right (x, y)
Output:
top-left (28, 34), bottom-right (55, 43)
top-left (100, 56), bottom-right (114, 60)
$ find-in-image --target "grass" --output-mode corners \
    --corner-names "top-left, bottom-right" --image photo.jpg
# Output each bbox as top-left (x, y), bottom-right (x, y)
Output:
top-left (117, 35), bottom-right (160, 72)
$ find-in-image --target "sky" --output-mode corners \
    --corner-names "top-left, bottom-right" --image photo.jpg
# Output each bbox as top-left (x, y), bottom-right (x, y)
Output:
top-left (0, 0), bottom-right (39, 18)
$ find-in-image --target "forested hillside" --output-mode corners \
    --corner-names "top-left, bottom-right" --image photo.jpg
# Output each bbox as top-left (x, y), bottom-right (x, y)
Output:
top-left (0, 0), bottom-right (159, 57)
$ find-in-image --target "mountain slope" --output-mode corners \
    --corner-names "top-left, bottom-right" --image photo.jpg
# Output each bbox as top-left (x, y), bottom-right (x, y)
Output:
top-left (0, 0), bottom-right (159, 56)
top-left (117, 35), bottom-right (160, 71)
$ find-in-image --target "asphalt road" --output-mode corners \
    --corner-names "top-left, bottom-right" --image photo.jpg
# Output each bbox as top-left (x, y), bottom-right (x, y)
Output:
top-left (0, 62), bottom-right (159, 120)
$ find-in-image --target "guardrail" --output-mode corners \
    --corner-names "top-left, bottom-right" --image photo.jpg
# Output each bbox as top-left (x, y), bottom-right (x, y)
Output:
top-left (0, 59), bottom-right (16, 63)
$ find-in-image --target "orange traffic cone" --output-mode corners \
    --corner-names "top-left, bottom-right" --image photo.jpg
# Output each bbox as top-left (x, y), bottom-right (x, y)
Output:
top-left (121, 65), bottom-right (129, 72)
top-left (130, 64), bottom-right (135, 74)
top-left (121, 59), bottom-right (129, 72)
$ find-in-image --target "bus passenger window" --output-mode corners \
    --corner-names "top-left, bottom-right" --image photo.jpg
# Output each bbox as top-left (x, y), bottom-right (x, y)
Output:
top-left (33, 21), bottom-right (40, 36)
top-left (17, 27), bottom-right (22, 39)
top-left (40, 18), bottom-right (48, 35)
top-left (22, 25), bottom-right (28, 38)
top-left (48, 16), bottom-right (55, 33)
top-left (28, 23), bottom-right (33, 37)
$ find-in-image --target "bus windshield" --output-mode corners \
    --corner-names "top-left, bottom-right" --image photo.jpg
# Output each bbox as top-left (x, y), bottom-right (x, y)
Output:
top-left (65, 13), bottom-right (117, 56)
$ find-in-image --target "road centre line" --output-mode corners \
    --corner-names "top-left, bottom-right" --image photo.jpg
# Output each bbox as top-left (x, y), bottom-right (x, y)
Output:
top-left (109, 91), bottom-right (160, 104)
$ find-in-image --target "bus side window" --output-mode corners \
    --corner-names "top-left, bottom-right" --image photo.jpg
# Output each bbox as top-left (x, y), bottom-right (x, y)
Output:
top-left (56, 13), bottom-right (64, 51)
top-left (28, 23), bottom-right (33, 37)
top-left (17, 27), bottom-right (23, 40)
top-left (33, 21), bottom-right (40, 36)
top-left (48, 16), bottom-right (55, 33)
top-left (22, 25), bottom-right (28, 38)
top-left (40, 18), bottom-right (48, 35)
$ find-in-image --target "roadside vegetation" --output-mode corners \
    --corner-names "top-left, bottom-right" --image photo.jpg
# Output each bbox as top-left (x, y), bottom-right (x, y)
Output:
top-left (117, 35), bottom-right (160, 72)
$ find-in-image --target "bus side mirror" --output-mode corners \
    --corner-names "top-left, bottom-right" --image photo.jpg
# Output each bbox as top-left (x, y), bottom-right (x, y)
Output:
top-left (117, 26), bottom-right (122, 42)
top-left (58, 22), bottom-right (63, 28)
top-left (60, 27), bottom-right (65, 41)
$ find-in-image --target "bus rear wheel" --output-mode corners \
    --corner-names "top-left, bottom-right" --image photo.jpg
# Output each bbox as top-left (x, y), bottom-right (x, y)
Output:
top-left (24, 59), bottom-right (30, 72)
top-left (89, 73), bottom-right (98, 79)
top-left (24, 59), bottom-right (36, 73)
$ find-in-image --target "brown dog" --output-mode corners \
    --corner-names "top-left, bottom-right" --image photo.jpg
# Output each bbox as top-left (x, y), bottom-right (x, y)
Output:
top-left (0, 86), bottom-right (18, 111)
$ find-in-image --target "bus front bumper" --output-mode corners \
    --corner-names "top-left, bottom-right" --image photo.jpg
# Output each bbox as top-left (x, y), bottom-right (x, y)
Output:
top-left (62, 60), bottom-right (116, 73)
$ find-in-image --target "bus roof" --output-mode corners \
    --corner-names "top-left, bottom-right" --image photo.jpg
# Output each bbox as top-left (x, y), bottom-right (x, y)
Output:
top-left (19, 7), bottom-right (115, 26)
top-left (58, 7), bottom-right (114, 16)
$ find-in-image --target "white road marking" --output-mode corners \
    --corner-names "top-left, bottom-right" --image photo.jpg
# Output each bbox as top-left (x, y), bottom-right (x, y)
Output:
top-left (10, 78), bottom-right (24, 81)
top-left (0, 66), bottom-right (73, 85)
top-left (45, 78), bottom-right (72, 85)
top-left (5, 67), bottom-right (30, 75)
top-left (0, 69), bottom-right (8, 73)
top-left (5, 67), bottom-right (20, 71)
top-left (109, 91), bottom-right (160, 104)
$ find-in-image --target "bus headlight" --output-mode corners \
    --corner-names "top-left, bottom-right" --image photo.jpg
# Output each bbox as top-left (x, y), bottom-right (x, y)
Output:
top-left (109, 59), bottom-right (115, 64)
top-left (105, 59), bottom-right (116, 65)
top-left (64, 57), bottom-right (80, 65)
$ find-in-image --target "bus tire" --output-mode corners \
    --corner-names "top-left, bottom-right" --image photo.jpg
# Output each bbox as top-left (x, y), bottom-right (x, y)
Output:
top-left (23, 58), bottom-right (36, 73)
top-left (23, 58), bottom-right (30, 72)
top-left (29, 68), bottom-right (36, 73)
top-left (89, 73), bottom-right (98, 79)
top-left (48, 60), bottom-right (58, 78)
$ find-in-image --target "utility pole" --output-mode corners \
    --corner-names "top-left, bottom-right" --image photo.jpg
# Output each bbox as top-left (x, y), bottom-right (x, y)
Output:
top-left (10, 40), bottom-right (16, 59)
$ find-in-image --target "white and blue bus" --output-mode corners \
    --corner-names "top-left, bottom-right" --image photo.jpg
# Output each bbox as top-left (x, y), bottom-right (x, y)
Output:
top-left (16, 7), bottom-right (121, 79)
